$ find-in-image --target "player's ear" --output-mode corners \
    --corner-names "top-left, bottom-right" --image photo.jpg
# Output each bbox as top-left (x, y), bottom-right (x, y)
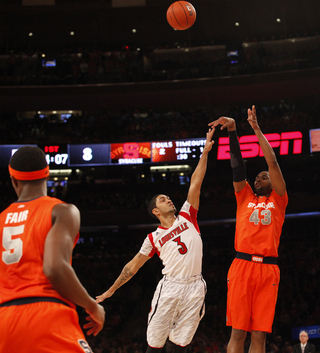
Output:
top-left (152, 208), bottom-right (160, 218)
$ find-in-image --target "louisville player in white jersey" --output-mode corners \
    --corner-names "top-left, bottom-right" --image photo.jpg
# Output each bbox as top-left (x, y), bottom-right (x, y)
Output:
top-left (96, 127), bottom-right (215, 353)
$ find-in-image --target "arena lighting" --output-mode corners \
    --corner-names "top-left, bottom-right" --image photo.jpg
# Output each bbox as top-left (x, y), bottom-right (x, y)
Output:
top-left (150, 165), bottom-right (190, 173)
top-left (49, 169), bottom-right (73, 176)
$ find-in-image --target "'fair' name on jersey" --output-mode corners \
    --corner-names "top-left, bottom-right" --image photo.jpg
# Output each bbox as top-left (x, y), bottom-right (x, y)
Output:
top-left (5, 211), bottom-right (29, 224)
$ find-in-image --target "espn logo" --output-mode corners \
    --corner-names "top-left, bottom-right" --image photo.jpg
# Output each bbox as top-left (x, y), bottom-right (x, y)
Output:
top-left (217, 131), bottom-right (303, 160)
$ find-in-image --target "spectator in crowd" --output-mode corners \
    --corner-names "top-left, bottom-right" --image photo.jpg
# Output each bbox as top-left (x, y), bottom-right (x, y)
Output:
top-left (292, 332), bottom-right (315, 353)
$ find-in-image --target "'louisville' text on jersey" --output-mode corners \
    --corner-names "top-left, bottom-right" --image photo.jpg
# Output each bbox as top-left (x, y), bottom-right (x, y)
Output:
top-left (5, 210), bottom-right (29, 224)
top-left (159, 222), bottom-right (189, 247)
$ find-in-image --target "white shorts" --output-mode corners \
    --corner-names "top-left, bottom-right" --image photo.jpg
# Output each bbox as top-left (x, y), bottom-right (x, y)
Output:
top-left (147, 274), bottom-right (206, 348)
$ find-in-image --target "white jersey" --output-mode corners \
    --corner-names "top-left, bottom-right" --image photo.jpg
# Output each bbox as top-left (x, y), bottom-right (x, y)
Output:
top-left (140, 201), bottom-right (202, 279)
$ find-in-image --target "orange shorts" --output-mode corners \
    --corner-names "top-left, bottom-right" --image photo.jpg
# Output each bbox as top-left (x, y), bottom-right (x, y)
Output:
top-left (0, 300), bottom-right (93, 353)
top-left (226, 258), bottom-right (280, 333)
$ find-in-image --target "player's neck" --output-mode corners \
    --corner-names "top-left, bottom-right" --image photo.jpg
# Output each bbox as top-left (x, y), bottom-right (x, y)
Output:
top-left (17, 184), bottom-right (47, 201)
top-left (160, 214), bottom-right (176, 228)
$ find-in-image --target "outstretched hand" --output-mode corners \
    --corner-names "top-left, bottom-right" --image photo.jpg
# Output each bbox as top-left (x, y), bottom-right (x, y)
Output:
top-left (96, 289), bottom-right (114, 304)
top-left (247, 105), bottom-right (259, 130)
top-left (203, 127), bottom-right (215, 153)
top-left (208, 116), bottom-right (236, 131)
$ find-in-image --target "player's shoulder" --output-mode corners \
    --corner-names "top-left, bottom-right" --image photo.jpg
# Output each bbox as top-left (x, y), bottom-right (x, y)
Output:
top-left (179, 199), bottom-right (192, 213)
top-left (236, 181), bottom-right (253, 198)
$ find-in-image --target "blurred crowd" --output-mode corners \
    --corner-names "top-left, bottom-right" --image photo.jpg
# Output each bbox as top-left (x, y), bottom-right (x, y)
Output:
top-left (0, 98), bottom-right (319, 146)
top-left (0, 32), bottom-right (320, 87)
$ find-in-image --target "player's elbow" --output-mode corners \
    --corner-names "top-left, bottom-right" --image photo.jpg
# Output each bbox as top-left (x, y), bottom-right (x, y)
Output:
top-left (43, 259), bottom-right (68, 285)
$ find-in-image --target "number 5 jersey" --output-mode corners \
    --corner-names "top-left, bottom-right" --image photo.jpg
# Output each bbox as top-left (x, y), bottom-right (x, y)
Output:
top-left (0, 196), bottom-right (77, 307)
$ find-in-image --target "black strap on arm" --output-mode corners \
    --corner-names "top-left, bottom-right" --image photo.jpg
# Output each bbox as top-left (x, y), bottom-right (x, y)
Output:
top-left (228, 130), bottom-right (246, 182)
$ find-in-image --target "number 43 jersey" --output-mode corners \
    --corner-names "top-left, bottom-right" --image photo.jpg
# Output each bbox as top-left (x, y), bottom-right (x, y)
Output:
top-left (0, 196), bottom-right (77, 307)
top-left (235, 182), bottom-right (288, 258)
top-left (140, 201), bottom-right (203, 279)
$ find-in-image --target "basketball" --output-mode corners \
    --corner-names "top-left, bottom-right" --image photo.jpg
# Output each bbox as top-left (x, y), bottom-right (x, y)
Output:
top-left (166, 1), bottom-right (196, 31)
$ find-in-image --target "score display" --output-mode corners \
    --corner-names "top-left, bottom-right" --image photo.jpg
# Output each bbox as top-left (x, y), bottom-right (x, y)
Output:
top-left (0, 130), bottom-right (306, 168)
top-left (152, 138), bottom-right (206, 162)
top-left (68, 144), bottom-right (110, 166)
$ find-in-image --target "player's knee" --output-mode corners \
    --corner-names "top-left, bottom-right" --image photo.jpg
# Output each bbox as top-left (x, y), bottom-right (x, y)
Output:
top-left (250, 330), bottom-right (267, 346)
top-left (230, 328), bottom-right (247, 343)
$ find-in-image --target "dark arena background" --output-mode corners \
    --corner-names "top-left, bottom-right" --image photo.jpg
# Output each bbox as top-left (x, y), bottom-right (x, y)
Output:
top-left (1, 0), bottom-right (320, 352)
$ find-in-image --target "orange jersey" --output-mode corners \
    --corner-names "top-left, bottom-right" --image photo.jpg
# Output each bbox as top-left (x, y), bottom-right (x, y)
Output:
top-left (0, 196), bottom-right (78, 307)
top-left (235, 182), bottom-right (288, 257)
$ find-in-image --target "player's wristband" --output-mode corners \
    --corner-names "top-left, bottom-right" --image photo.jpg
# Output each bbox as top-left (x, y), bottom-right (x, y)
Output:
top-left (228, 130), bottom-right (246, 182)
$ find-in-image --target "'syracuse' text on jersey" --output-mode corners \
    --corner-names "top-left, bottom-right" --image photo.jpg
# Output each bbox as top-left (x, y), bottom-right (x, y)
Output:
top-left (140, 201), bottom-right (202, 279)
top-left (235, 182), bottom-right (288, 257)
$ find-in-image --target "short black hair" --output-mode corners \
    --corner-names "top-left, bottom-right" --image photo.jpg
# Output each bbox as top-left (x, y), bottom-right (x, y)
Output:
top-left (148, 194), bottom-right (161, 219)
top-left (9, 146), bottom-right (47, 173)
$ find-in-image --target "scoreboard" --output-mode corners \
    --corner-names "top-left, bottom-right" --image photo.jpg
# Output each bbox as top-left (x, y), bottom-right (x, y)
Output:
top-left (0, 130), bottom-right (310, 169)
top-left (0, 138), bottom-right (206, 168)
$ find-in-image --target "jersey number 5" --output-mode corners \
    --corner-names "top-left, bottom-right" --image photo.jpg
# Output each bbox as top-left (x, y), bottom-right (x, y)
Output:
top-left (249, 209), bottom-right (271, 225)
top-left (2, 225), bottom-right (24, 265)
top-left (173, 236), bottom-right (188, 255)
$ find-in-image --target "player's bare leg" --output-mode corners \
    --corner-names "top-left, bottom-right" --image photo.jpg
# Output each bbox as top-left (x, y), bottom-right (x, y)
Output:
top-left (249, 331), bottom-right (266, 353)
top-left (227, 328), bottom-right (247, 353)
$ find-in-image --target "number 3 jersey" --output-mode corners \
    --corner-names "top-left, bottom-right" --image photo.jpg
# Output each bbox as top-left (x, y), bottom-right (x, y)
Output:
top-left (235, 182), bottom-right (288, 257)
top-left (140, 201), bottom-right (202, 279)
top-left (0, 196), bottom-right (77, 307)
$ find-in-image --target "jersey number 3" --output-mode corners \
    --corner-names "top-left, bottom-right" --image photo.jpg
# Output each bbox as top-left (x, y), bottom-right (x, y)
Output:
top-left (173, 236), bottom-right (188, 255)
top-left (249, 209), bottom-right (271, 225)
top-left (2, 225), bottom-right (24, 265)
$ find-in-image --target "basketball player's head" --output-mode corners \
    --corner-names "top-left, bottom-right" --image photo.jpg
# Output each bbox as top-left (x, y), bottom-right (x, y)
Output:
top-left (254, 171), bottom-right (272, 196)
top-left (9, 146), bottom-right (49, 184)
top-left (148, 194), bottom-right (176, 220)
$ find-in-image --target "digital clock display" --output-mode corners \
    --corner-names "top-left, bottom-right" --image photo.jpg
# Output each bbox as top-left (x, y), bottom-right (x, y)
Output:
top-left (38, 144), bottom-right (69, 168)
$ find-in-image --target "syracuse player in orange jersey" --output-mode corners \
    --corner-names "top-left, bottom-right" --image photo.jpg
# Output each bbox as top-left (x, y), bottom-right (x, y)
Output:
top-left (209, 106), bottom-right (288, 353)
top-left (0, 146), bottom-right (105, 352)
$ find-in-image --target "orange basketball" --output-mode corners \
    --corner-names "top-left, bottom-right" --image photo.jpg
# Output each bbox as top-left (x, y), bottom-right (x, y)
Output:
top-left (166, 1), bottom-right (196, 31)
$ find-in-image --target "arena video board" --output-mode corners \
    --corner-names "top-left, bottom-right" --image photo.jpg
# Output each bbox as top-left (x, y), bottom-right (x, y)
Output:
top-left (0, 130), bottom-right (313, 169)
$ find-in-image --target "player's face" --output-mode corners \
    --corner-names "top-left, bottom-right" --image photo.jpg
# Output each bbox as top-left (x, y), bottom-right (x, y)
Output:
top-left (155, 195), bottom-right (176, 215)
top-left (254, 171), bottom-right (272, 196)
